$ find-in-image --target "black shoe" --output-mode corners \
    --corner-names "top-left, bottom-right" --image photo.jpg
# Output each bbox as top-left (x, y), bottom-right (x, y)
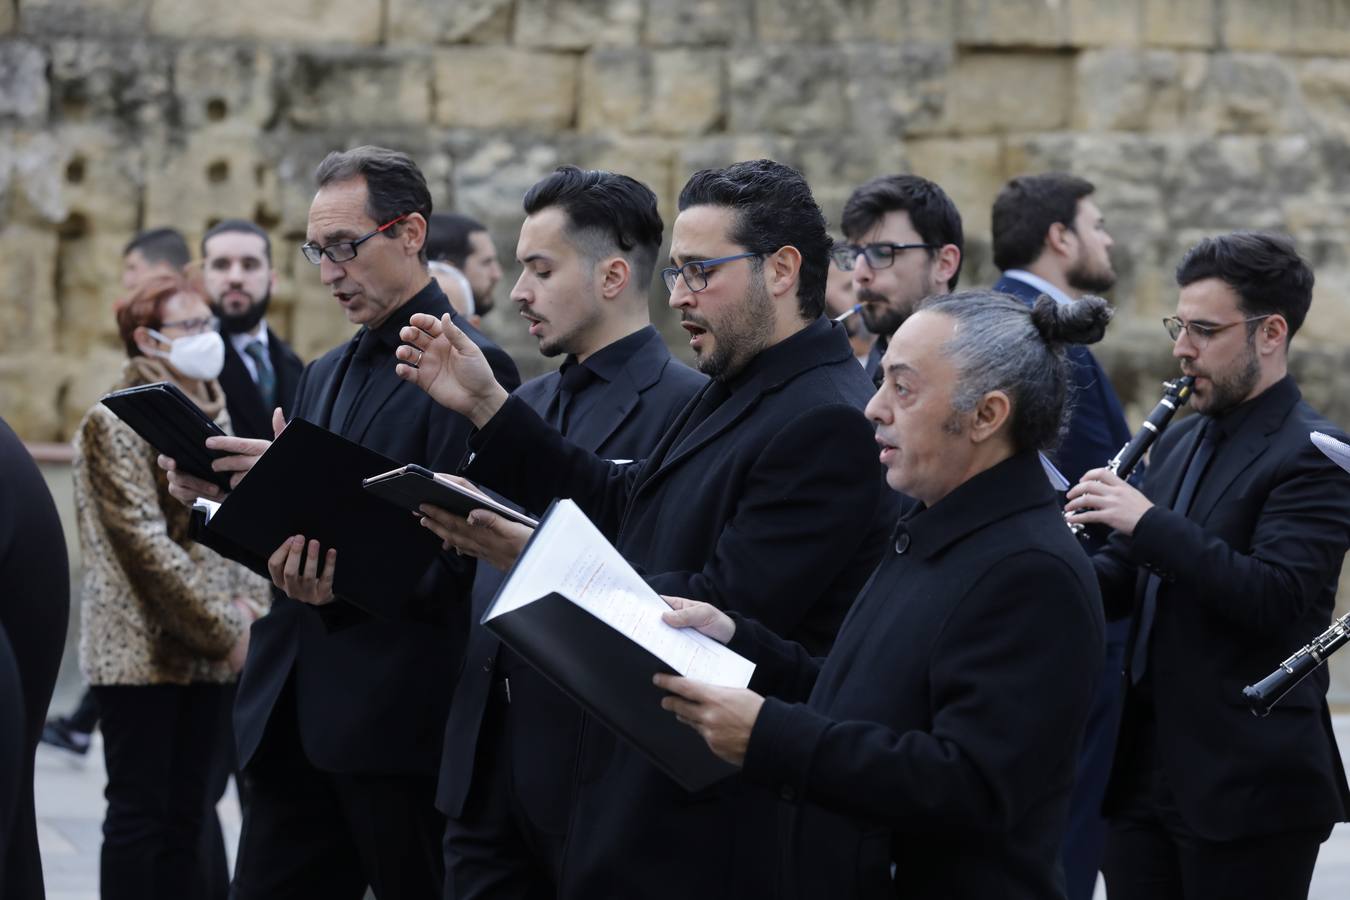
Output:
top-left (41, 717), bottom-right (92, 755)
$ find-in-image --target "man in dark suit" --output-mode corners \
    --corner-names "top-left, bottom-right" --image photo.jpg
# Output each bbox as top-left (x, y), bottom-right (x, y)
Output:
top-left (991, 172), bottom-right (1135, 900)
top-left (163, 146), bottom-right (519, 899)
top-left (1067, 232), bottom-right (1350, 900)
top-left (831, 175), bottom-right (963, 385)
top-left (398, 159), bottom-right (896, 900)
top-left (658, 291), bottom-right (1108, 899)
top-left (439, 165), bottom-right (705, 900)
top-left (202, 219), bottom-right (305, 440)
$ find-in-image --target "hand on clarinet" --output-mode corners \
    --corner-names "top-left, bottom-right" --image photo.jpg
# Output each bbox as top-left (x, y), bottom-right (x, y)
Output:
top-left (1065, 467), bottom-right (1154, 536)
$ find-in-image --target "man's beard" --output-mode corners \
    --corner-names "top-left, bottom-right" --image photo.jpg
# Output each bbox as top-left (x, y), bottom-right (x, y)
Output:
top-left (858, 287), bottom-right (913, 338)
top-left (1066, 254), bottom-right (1116, 295)
top-left (692, 273), bottom-right (775, 380)
top-left (215, 290), bottom-right (270, 335)
top-left (1191, 337), bottom-right (1260, 415)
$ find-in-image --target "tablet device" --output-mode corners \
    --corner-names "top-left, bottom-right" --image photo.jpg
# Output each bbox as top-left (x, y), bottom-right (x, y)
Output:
top-left (100, 381), bottom-right (232, 492)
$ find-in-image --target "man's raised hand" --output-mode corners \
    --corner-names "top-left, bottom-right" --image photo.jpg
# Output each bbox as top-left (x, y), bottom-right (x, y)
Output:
top-left (396, 312), bottom-right (509, 428)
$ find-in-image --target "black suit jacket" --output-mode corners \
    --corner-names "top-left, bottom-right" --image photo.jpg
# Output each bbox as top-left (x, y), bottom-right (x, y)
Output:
top-left (230, 284), bottom-right (519, 776)
top-left (1095, 375), bottom-right (1350, 840)
top-left (438, 326), bottom-right (706, 820)
top-left (217, 325), bottom-right (304, 440)
top-left (464, 317), bottom-right (898, 899)
top-left (735, 451), bottom-right (1104, 900)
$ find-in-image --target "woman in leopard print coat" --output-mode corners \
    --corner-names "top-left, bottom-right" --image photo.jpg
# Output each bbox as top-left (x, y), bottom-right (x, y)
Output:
top-left (73, 272), bottom-right (270, 900)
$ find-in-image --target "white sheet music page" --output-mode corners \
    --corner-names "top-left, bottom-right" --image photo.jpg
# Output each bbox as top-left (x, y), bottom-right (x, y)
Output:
top-left (1311, 431), bottom-right (1350, 476)
top-left (485, 499), bottom-right (755, 689)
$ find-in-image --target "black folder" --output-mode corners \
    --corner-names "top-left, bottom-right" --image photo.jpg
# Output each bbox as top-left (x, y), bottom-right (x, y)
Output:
top-left (482, 501), bottom-right (742, 793)
top-left (101, 382), bottom-right (232, 492)
top-left (200, 418), bottom-right (443, 617)
top-left (363, 465), bottom-right (538, 528)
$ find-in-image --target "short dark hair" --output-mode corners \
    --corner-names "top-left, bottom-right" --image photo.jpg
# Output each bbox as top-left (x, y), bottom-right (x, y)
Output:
top-left (991, 173), bottom-right (1096, 272)
top-left (426, 213), bottom-right (487, 268)
top-left (201, 219), bottom-right (272, 264)
top-left (841, 174), bottom-right (964, 290)
top-left (123, 227), bottom-right (190, 269)
top-left (677, 159), bottom-right (831, 319)
top-left (1175, 232), bottom-right (1314, 341)
top-left (523, 165), bottom-right (664, 291)
top-left (314, 146), bottom-right (433, 262)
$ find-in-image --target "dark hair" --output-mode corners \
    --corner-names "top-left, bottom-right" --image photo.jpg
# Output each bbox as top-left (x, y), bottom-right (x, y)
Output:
top-left (426, 213), bottom-right (487, 268)
top-left (123, 227), bottom-right (190, 269)
top-left (920, 291), bottom-right (1111, 453)
top-left (314, 146), bottom-right (433, 262)
top-left (201, 218), bottom-right (272, 264)
top-left (115, 271), bottom-right (210, 358)
top-left (677, 159), bottom-right (831, 319)
top-left (523, 165), bottom-right (664, 291)
top-left (1174, 232), bottom-right (1313, 341)
top-left (840, 174), bottom-right (964, 290)
top-left (991, 173), bottom-right (1096, 272)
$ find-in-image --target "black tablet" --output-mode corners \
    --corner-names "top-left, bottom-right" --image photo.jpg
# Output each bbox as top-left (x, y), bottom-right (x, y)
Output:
top-left (100, 382), bottom-right (232, 492)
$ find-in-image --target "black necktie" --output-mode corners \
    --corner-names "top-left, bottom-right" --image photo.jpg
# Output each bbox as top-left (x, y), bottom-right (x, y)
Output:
top-left (548, 360), bottom-right (597, 433)
top-left (329, 330), bottom-right (380, 437)
top-left (1130, 418), bottom-right (1219, 684)
top-left (670, 380), bottom-right (730, 454)
top-left (243, 340), bottom-right (277, 412)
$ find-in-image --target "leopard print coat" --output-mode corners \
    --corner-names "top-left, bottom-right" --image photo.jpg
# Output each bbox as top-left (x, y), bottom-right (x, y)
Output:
top-left (74, 356), bottom-right (271, 686)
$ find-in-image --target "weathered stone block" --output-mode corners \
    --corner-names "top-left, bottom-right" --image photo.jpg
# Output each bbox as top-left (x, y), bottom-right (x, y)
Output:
top-left (1223, 0), bottom-right (1350, 55)
top-left (146, 0), bottom-right (382, 44)
top-left (0, 40), bottom-right (48, 123)
top-left (1142, 0), bottom-right (1214, 48)
top-left (57, 230), bottom-right (135, 352)
top-left (0, 356), bottom-right (64, 441)
top-left (387, 0), bottom-right (513, 45)
top-left (17, 0), bottom-right (151, 36)
top-left (48, 38), bottom-right (174, 128)
top-left (0, 222), bottom-right (59, 355)
top-left (59, 345), bottom-right (134, 437)
top-left (1185, 54), bottom-right (1307, 135)
top-left (142, 134), bottom-right (280, 242)
top-left (903, 137), bottom-right (1003, 237)
top-left (172, 42), bottom-right (279, 132)
top-left (957, 0), bottom-right (1142, 47)
top-left (435, 48), bottom-right (578, 129)
top-left (284, 50), bottom-right (434, 129)
top-left (0, 1), bottom-right (12, 34)
top-left (40, 125), bottom-right (146, 234)
top-left (5, 131), bottom-right (68, 226)
top-left (936, 52), bottom-right (1072, 134)
top-left (1300, 59), bottom-right (1350, 143)
top-left (513, 0), bottom-right (643, 49)
top-left (1073, 49), bottom-right (1190, 132)
top-left (643, 0), bottom-right (755, 46)
top-left (580, 48), bottom-right (723, 137)
top-left (753, 0), bottom-right (955, 43)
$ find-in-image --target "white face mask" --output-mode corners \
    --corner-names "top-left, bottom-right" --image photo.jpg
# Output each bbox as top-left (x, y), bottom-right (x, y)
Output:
top-left (147, 329), bottom-right (225, 381)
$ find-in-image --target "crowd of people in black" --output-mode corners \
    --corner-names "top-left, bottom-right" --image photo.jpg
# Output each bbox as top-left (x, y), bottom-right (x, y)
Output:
top-left (3, 145), bottom-right (1348, 900)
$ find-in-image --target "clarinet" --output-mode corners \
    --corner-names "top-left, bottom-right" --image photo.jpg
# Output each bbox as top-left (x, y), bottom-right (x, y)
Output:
top-left (1243, 612), bottom-right (1350, 716)
top-left (1069, 375), bottom-right (1196, 537)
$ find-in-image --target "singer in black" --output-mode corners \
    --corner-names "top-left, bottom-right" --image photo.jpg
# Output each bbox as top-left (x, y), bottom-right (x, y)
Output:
top-left (1066, 232), bottom-right (1350, 900)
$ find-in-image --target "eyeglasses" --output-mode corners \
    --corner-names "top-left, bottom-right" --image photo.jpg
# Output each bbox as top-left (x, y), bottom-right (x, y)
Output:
top-left (1163, 314), bottom-right (1271, 347)
top-left (661, 252), bottom-right (764, 294)
top-left (830, 242), bottom-right (936, 271)
top-left (300, 213), bottom-right (411, 265)
top-left (157, 316), bottom-right (219, 335)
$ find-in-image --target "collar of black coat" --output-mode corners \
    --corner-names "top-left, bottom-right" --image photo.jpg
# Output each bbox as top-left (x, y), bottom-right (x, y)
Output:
top-left (1208, 372), bottom-right (1299, 442)
top-left (893, 450), bottom-right (1057, 560)
top-left (720, 316), bottom-right (852, 395)
top-left (358, 277), bottom-right (454, 355)
top-left (562, 324), bottom-right (660, 385)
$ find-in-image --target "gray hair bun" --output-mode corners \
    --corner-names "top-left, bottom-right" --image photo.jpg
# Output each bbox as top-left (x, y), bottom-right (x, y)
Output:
top-left (1030, 294), bottom-right (1112, 346)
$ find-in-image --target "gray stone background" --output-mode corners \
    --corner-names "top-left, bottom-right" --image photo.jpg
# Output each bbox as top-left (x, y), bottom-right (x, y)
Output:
top-left (2, 0), bottom-right (1348, 697)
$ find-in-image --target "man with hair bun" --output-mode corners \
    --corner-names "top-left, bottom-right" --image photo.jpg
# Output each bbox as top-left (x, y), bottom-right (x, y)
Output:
top-left (1067, 231), bottom-right (1350, 900)
top-left (660, 290), bottom-right (1109, 898)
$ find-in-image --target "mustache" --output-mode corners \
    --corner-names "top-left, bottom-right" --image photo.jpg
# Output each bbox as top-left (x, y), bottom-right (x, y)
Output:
top-left (681, 312), bottom-right (712, 331)
top-left (856, 288), bottom-right (890, 306)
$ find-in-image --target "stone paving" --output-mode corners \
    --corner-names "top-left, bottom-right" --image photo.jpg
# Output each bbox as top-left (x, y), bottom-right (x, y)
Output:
top-left (33, 714), bottom-right (1350, 899)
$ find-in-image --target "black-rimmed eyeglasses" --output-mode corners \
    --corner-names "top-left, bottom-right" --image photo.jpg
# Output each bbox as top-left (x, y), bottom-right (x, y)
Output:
top-left (661, 252), bottom-right (764, 294)
top-left (830, 242), bottom-right (936, 271)
top-left (300, 212), bottom-right (411, 265)
top-left (1163, 314), bottom-right (1271, 347)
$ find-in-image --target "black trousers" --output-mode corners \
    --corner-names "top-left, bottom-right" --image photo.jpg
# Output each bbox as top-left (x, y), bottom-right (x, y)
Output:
top-left (93, 683), bottom-right (234, 900)
top-left (442, 673), bottom-right (570, 900)
top-left (230, 679), bottom-right (444, 900)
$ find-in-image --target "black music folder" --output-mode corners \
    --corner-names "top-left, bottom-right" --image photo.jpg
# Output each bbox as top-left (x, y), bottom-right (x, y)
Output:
top-left (363, 465), bottom-right (538, 528)
top-left (482, 499), bottom-right (755, 792)
top-left (197, 418), bottom-right (443, 617)
top-left (101, 381), bottom-right (232, 492)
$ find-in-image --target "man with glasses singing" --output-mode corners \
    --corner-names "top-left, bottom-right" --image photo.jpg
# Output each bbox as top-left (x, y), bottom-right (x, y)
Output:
top-left (163, 145), bottom-right (518, 899)
top-left (1066, 232), bottom-right (1350, 900)
top-left (832, 174), bottom-right (964, 385)
top-left (394, 158), bottom-right (896, 899)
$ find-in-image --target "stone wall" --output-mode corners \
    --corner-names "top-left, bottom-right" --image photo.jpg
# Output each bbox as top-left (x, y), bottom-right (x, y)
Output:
top-left (3, 1), bottom-right (1350, 689)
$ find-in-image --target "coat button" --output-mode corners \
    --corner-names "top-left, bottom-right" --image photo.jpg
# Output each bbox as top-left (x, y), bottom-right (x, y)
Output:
top-left (894, 531), bottom-right (911, 554)
top-left (483, 656), bottom-right (494, 672)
